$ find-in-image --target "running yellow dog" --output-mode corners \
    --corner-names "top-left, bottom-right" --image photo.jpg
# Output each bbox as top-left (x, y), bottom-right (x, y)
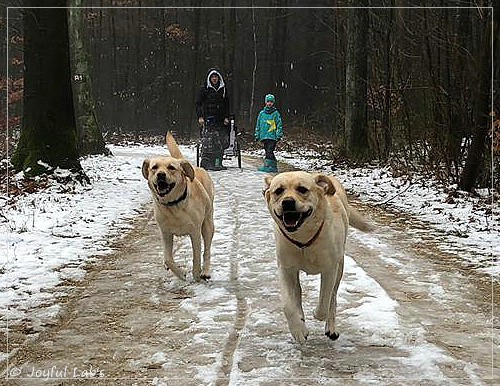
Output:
top-left (263, 171), bottom-right (372, 344)
top-left (143, 132), bottom-right (215, 282)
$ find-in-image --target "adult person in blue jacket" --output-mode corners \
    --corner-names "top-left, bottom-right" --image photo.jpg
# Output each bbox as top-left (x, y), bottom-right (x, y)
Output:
top-left (254, 94), bottom-right (283, 173)
top-left (195, 68), bottom-right (230, 171)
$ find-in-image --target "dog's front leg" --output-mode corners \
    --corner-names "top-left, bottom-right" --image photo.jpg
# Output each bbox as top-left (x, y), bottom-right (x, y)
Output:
top-left (324, 259), bottom-right (344, 341)
top-left (314, 271), bottom-right (333, 322)
top-left (161, 230), bottom-right (186, 281)
top-left (189, 232), bottom-right (203, 282)
top-left (279, 267), bottom-right (308, 344)
top-left (200, 217), bottom-right (214, 280)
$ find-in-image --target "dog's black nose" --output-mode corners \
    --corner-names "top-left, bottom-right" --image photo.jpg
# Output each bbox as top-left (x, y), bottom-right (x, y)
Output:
top-left (282, 198), bottom-right (296, 212)
top-left (157, 172), bottom-right (166, 181)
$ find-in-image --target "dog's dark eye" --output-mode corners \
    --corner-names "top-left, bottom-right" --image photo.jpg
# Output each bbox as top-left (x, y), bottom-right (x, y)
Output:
top-left (274, 187), bottom-right (284, 196)
top-left (151, 164), bottom-right (158, 170)
top-left (167, 165), bottom-right (176, 170)
top-left (297, 186), bottom-right (309, 194)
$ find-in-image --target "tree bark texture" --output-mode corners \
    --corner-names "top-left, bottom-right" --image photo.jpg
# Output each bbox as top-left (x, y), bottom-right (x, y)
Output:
top-left (69, 0), bottom-right (110, 156)
top-left (459, 9), bottom-right (492, 192)
top-left (12, 1), bottom-right (83, 176)
top-left (345, 3), bottom-right (369, 161)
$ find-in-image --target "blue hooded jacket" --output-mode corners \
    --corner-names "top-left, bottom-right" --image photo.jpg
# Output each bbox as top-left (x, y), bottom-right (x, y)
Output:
top-left (254, 104), bottom-right (283, 141)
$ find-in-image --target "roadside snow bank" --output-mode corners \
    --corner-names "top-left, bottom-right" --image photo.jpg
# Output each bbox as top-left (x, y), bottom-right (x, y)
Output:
top-left (0, 145), bottom-right (172, 328)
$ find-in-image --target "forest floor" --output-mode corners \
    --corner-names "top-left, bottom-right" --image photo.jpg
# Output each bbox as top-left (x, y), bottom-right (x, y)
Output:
top-left (1, 144), bottom-right (498, 385)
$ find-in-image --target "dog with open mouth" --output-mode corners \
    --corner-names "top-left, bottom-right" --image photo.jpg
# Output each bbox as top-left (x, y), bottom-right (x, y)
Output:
top-left (263, 171), bottom-right (372, 344)
top-left (143, 131), bottom-right (215, 282)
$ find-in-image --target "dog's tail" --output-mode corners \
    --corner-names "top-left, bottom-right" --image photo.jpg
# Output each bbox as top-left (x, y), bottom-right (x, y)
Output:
top-left (348, 206), bottom-right (374, 232)
top-left (166, 131), bottom-right (184, 159)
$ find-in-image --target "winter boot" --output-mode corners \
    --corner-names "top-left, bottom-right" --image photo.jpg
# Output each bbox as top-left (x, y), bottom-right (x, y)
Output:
top-left (214, 157), bottom-right (227, 171)
top-left (258, 158), bottom-right (278, 173)
top-left (267, 159), bottom-right (278, 173)
top-left (257, 158), bottom-right (269, 172)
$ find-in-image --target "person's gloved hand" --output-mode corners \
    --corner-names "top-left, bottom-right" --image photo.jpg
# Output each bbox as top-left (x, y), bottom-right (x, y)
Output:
top-left (198, 117), bottom-right (205, 126)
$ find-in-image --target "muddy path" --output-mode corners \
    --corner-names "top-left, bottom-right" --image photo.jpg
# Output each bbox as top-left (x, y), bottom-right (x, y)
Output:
top-left (1, 160), bottom-right (498, 385)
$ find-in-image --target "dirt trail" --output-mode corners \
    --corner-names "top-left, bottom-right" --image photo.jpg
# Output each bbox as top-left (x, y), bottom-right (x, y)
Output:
top-left (2, 162), bottom-right (498, 385)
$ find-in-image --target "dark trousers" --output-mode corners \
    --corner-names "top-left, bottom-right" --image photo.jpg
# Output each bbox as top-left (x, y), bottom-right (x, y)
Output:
top-left (201, 123), bottom-right (229, 163)
top-left (262, 139), bottom-right (277, 161)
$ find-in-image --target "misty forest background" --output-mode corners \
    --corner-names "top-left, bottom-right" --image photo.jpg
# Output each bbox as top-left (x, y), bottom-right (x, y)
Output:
top-left (1, 1), bottom-right (499, 192)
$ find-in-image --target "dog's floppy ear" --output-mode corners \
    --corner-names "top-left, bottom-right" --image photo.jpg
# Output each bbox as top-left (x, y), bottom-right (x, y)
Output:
top-left (180, 160), bottom-right (195, 181)
top-left (315, 174), bottom-right (336, 195)
top-left (262, 175), bottom-right (274, 198)
top-left (142, 159), bottom-right (150, 180)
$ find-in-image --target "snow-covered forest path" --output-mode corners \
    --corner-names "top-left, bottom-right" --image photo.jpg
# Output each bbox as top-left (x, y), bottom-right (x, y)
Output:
top-left (3, 155), bottom-right (498, 386)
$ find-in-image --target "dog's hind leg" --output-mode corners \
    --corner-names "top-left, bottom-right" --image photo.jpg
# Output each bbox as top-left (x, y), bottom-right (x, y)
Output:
top-left (161, 231), bottom-right (186, 281)
top-left (279, 267), bottom-right (309, 345)
top-left (200, 217), bottom-right (214, 280)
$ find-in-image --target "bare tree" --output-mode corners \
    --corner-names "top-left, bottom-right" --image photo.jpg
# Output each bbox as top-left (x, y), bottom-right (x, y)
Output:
top-left (12, 1), bottom-right (85, 178)
top-left (249, 2), bottom-right (257, 126)
top-left (459, 9), bottom-right (492, 191)
top-left (345, 2), bottom-right (369, 161)
top-left (68, 0), bottom-right (110, 156)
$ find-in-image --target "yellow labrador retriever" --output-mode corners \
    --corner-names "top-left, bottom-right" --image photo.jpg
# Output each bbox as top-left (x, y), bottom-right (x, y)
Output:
top-left (142, 132), bottom-right (215, 282)
top-left (263, 171), bottom-right (372, 344)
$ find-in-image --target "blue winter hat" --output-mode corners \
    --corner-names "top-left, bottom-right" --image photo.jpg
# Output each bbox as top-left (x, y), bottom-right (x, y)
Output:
top-left (265, 94), bottom-right (275, 103)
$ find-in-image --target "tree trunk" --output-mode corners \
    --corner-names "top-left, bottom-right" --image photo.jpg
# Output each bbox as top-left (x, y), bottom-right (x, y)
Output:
top-left (249, 3), bottom-right (258, 127)
top-left (345, 1), bottom-right (369, 161)
top-left (459, 11), bottom-right (492, 191)
top-left (382, 4), bottom-right (394, 159)
top-left (68, 0), bottom-right (110, 156)
top-left (12, 1), bottom-right (85, 178)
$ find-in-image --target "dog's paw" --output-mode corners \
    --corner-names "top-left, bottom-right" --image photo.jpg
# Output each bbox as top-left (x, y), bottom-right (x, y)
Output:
top-left (325, 331), bottom-right (340, 341)
top-left (193, 272), bottom-right (211, 282)
top-left (290, 322), bottom-right (309, 345)
top-left (163, 262), bottom-right (187, 280)
top-left (291, 329), bottom-right (309, 345)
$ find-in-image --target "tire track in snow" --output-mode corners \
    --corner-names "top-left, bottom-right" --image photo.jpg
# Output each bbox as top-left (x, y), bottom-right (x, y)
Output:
top-left (212, 170), bottom-right (248, 386)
